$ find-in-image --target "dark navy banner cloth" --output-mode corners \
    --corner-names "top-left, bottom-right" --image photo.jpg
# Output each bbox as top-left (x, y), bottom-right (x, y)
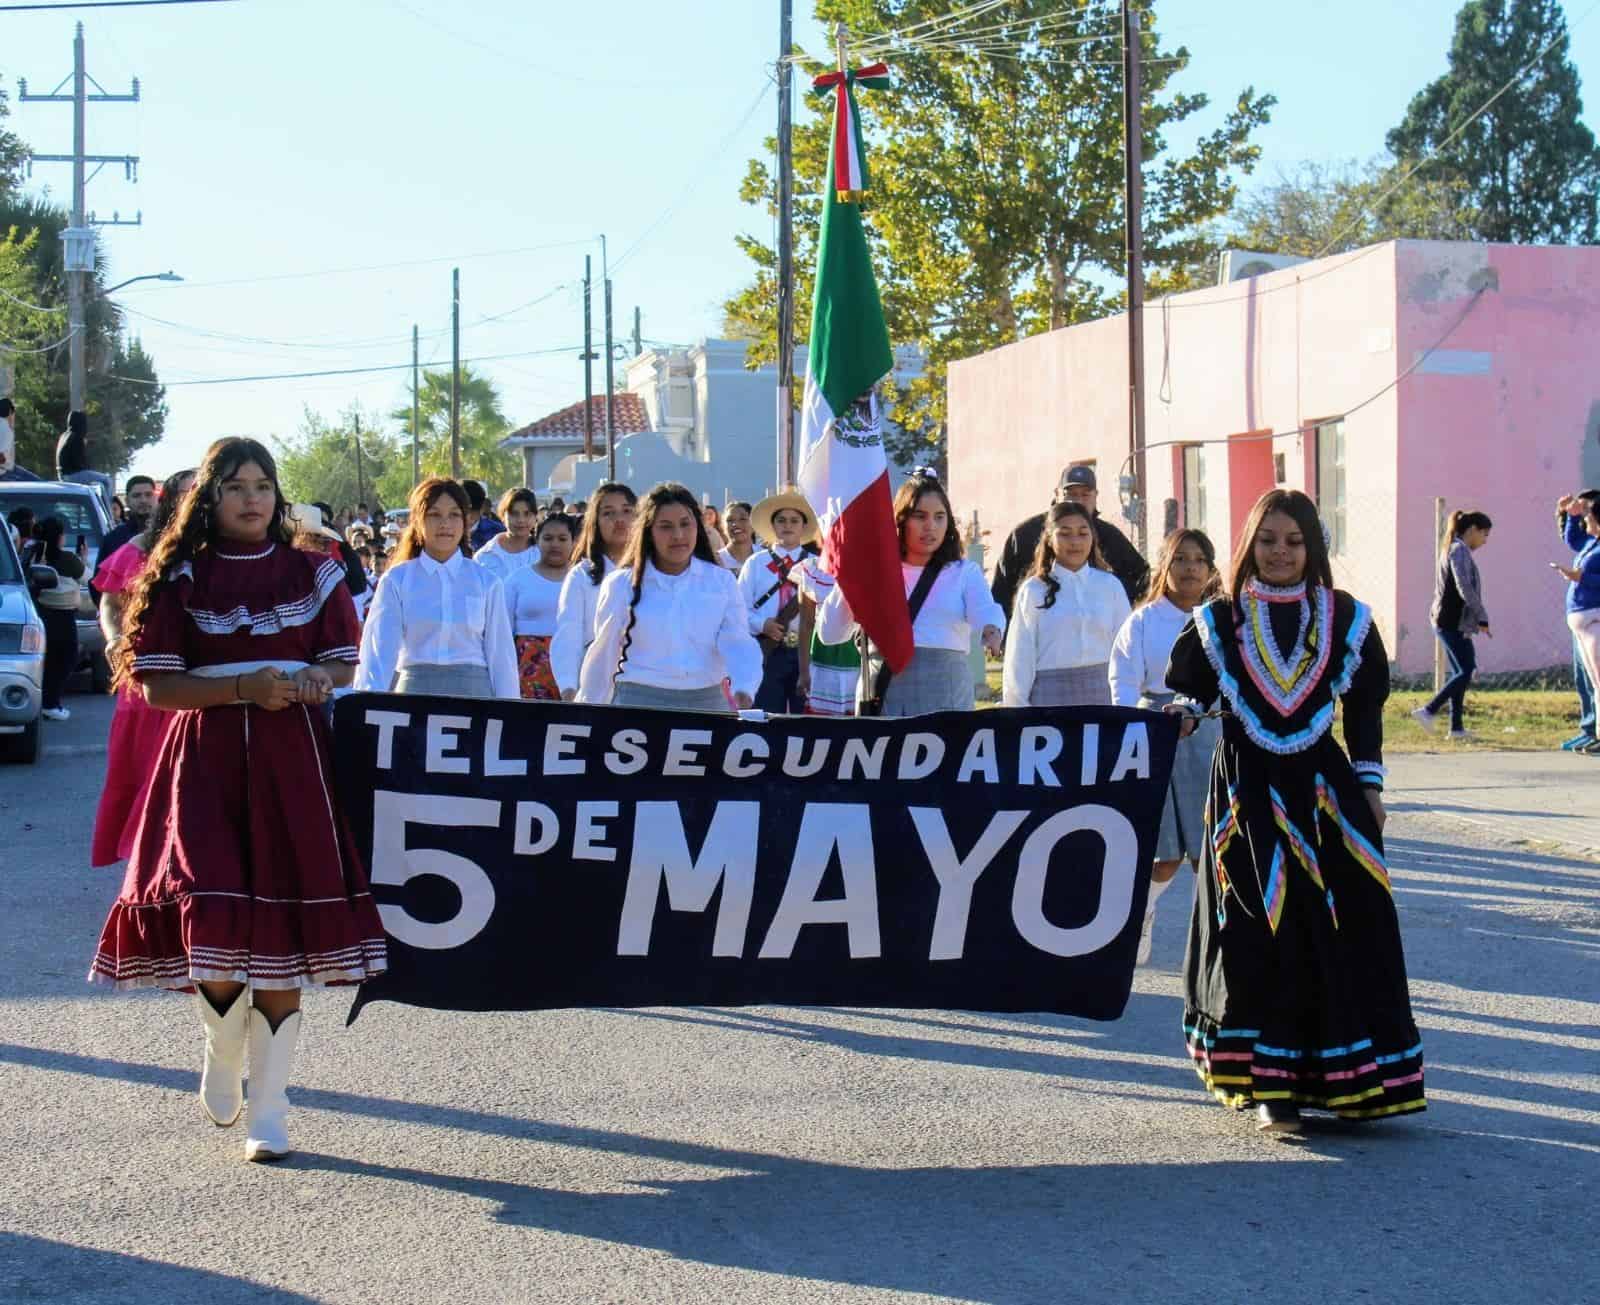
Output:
top-left (334, 695), bottom-right (1178, 1022)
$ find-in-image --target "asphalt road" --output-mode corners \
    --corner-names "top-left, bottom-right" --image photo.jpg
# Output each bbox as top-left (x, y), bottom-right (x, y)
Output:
top-left (2, 692), bottom-right (1596, 1304)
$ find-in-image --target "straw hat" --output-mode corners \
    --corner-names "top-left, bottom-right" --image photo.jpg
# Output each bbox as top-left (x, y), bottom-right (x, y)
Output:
top-left (288, 502), bottom-right (344, 544)
top-left (750, 487), bottom-right (820, 546)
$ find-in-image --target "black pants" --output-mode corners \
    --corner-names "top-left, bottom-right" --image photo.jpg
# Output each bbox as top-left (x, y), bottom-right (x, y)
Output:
top-left (1423, 627), bottom-right (1475, 731)
top-left (40, 607), bottom-right (78, 710)
top-left (754, 645), bottom-right (803, 714)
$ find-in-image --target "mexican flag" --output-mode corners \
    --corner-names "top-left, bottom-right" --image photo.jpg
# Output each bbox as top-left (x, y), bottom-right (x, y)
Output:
top-left (796, 63), bottom-right (913, 673)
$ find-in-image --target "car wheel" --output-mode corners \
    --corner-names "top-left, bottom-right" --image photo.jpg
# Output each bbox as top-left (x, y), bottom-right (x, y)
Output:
top-left (0, 717), bottom-right (42, 764)
top-left (91, 651), bottom-right (112, 695)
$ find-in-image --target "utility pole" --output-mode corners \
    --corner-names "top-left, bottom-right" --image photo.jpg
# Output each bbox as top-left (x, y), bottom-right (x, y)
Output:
top-left (450, 266), bottom-right (461, 480)
top-left (776, 0), bottom-right (797, 489)
top-left (603, 277), bottom-right (617, 481)
top-left (353, 410), bottom-right (366, 511)
top-left (581, 255), bottom-right (595, 461)
top-left (19, 22), bottom-right (141, 416)
top-left (632, 305), bottom-right (642, 357)
top-left (411, 324), bottom-right (420, 488)
top-left (1121, 0), bottom-right (1148, 555)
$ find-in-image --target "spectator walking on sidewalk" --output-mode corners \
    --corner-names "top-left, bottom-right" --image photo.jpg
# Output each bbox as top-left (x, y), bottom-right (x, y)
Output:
top-left (1413, 510), bottom-right (1492, 740)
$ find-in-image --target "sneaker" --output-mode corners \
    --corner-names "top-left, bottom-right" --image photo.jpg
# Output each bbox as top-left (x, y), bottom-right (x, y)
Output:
top-left (1447, 729), bottom-right (1474, 741)
top-left (40, 707), bottom-right (70, 721)
top-left (1410, 707), bottom-right (1438, 734)
top-left (1256, 1100), bottom-right (1302, 1134)
top-left (1561, 733), bottom-right (1597, 751)
top-left (1579, 739), bottom-right (1600, 756)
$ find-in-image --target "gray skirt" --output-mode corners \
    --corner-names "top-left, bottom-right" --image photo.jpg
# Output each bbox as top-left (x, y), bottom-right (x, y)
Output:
top-left (1141, 692), bottom-right (1221, 864)
top-left (881, 647), bottom-right (973, 717)
top-left (1029, 664), bottom-right (1111, 707)
top-left (395, 663), bottom-right (494, 697)
top-left (612, 681), bottom-right (729, 712)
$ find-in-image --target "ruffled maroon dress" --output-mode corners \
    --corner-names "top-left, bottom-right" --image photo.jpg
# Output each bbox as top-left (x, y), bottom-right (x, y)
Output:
top-left (88, 541), bottom-right (388, 991)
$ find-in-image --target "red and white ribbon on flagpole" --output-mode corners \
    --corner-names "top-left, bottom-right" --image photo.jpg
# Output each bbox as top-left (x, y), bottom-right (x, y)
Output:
top-left (813, 63), bottom-right (889, 201)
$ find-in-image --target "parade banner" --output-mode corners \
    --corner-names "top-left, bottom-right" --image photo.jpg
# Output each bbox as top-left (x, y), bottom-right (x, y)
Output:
top-left (333, 696), bottom-right (1179, 1022)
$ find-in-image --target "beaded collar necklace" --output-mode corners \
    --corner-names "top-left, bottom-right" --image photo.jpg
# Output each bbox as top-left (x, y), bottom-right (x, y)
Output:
top-left (1238, 578), bottom-right (1333, 716)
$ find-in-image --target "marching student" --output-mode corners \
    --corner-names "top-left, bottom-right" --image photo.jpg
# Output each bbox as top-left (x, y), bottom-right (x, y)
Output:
top-left (718, 500), bottom-right (757, 572)
top-left (354, 477), bottom-right (518, 698)
top-left (1108, 528), bottom-right (1222, 964)
top-left (88, 437), bottom-right (386, 1163)
top-left (473, 488), bottom-right (541, 584)
top-left (1001, 499), bottom-right (1131, 708)
top-left (701, 501), bottom-right (730, 555)
top-left (578, 482), bottom-right (761, 710)
top-left (552, 482), bottom-right (638, 700)
top-left (739, 489), bottom-right (820, 713)
top-left (503, 512), bottom-right (576, 700)
top-left (1166, 489), bottom-right (1424, 1135)
top-left (818, 469), bottom-right (1003, 716)
top-left (792, 557), bottom-right (859, 716)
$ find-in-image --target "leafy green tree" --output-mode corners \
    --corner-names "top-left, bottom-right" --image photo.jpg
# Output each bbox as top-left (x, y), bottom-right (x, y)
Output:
top-left (726, 0), bottom-right (1274, 465)
top-left (0, 83), bottom-right (29, 197)
top-left (378, 364), bottom-right (518, 506)
top-left (1387, 0), bottom-right (1600, 243)
top-left (274, 405), bottom-right (403, 514)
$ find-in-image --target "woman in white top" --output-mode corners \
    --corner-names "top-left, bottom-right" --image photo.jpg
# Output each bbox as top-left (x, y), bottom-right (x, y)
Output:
top-left (818, 470), bottom-right (1003, 716)
top-left (578, 482), bottom-right (761, 711)
top-left (701, 501), bottom-right (730, 556)
top-left (552, 482), bottom-right (638, 700)
top-left (1108, 527), bottom-right (1223, 963)
top-left (473, 488), bottom-right (541, 584)
top-left (354, 477), bottom-right (518, 699)
top-left (717, 500), bottom-right (757, 573)
top-left (504, 512), bottom-right (575, 700)
top-left (1003, 500), bottom-right (1132, 707)
top-left (739, 488), bottom-right (819, 714)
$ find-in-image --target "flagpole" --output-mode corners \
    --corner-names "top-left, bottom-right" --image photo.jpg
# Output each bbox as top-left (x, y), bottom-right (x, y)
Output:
top-left (776, 0), bottom-right (797, 490)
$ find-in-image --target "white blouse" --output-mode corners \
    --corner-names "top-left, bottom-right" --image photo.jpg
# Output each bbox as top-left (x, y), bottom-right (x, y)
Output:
top-left (577, 557), bottom-right (763, 704)
top-left (817, 558), bottom-right (1005, 653)
top-left (503, 567), bottom-right (565, 638)
top-left (550, 555), bottom-right (618, 696)
top-left (1109, 595), bottom-right (1194, 707)
top-left (1003, 564), bottom-right (1132, 707)
top-left (472, 534), bottom-right (540, 585)
top-left (354, 550), bottom-right (519, 698)
top-left (717, 545), bottom-right (755, 574)
top-left (738, 546), bottom-right (809, 636)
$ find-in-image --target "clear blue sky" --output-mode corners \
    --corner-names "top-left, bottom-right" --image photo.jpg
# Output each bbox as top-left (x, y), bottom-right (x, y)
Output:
top-left (2, 0), bottom-right (1597, 488)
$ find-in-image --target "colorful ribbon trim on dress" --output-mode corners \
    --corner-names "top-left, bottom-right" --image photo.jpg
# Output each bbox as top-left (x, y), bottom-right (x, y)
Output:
top-left (1208, 784), bottom-right (1246, 924)
top-left (1315, 775), bottom-right (1391, 895)
top-left (1269, 783), bottom-right (1337, 929)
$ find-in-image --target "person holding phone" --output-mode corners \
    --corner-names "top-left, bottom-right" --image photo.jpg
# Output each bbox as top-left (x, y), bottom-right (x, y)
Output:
top-left (1554, 492), bottom-right (1600, 752)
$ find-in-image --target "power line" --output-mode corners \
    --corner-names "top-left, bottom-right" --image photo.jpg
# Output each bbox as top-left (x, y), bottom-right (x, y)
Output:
top-left (0, 0), bottom-right (235, 9)
top-left (0, 323), bottom-right (79, 354)
top-left (111, 344), bottom-right (586, 388)
top-left (0, 285), bottom-right (66, 314)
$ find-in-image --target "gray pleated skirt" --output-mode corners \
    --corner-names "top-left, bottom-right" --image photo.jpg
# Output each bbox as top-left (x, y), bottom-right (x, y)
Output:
top-left (612, 681), bottom-right (730, 712)
top-left (881, 648), bottom-right (974, 717)
top-left (1142, 692), bottom-right (1221, 864)
top-left (395, 663), bottom-right (494, 697)
top-left (1029, 664), bottom-right (1112, 707)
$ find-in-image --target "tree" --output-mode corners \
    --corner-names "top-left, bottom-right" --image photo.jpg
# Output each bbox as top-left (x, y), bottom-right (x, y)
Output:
top-left (726, 0), bottom-right (1274, 465)
top-left (0, 83), bottom-right (28, 197)
top-left (1388, 0), bottom-right (1600, 244)
top-left (274, 405), bottom-right (403, 514)
top-left (0, 226), bottom-right (71, 474)
top-left (378, 365), bottom-right (518, 505)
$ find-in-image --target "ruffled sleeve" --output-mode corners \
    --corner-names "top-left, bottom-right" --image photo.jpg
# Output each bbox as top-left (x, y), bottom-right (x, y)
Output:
top-left (129, 578), bottom-right (191, 679)
top-left (1341, 621), bottom-right (1391, 790)
top-left (95, 541), bottom-right (148, 596)
top-left (312, 575), bottom-right (362, 666)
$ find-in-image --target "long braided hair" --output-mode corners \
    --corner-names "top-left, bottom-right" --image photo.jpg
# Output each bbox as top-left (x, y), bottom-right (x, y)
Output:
top-left (114, 438), bottom-right (293, 692)
top-left (574, 482), bottom-right (638, 586)
top-left (614, 482), bottom-right (718, 685)
top-left (1028, 500), bottom-right (1108, 610)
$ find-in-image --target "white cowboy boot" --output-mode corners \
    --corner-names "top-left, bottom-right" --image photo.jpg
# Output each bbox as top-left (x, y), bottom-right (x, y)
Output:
top-left (194, 989), bottom-right (247, 1127)
top-left (244, 1007), bottom-right (301, 1163)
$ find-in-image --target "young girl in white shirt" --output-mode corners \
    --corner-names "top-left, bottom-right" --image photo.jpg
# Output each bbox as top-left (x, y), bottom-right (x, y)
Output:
top-left (355, 477), bottom-right (519, 698)
top-left (717, 500), bottom-right (757, 573)
top-left (578, 482), bottom-right (761, 711)
top-left (553, 482), bottom-right (637, 700)
top-left (1002, 500), bottom-right (1132, 707)
top-left (504, 512), bottom-right (575, 700)
top-left (473, 488), bottom-right (541, 584)
top-left (818, 470), bottom-right (1003, 716)
top-left (1108, 527), bottom-right (1222, 963)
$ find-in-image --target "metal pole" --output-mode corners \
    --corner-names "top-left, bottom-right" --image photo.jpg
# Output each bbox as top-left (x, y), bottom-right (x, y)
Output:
top-left (776, 0), bottom-right (796, 490)
top-left (582, 256), bottom-right (595, 460)
top-left (1121, 1), bottom-right (1148, 555)
top-left (1434, 497), bottom-right (1448, 694)
top-left (411, 324), bottom-right (420, 487)
top-left (633, 305), bottom-right (642, 357)
top-left (604, 277), bottom-right (617, 481)
top-left (353, 410), bottom-right (366, 512)
top-left (68, 23), bottom-right (87, 415)
top-left (450, 267), bottom-right (461, 479)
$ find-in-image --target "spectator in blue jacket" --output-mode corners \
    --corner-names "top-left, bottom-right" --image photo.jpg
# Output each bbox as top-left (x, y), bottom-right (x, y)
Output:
top-left (1556, 491), bottom-right (1600, 755)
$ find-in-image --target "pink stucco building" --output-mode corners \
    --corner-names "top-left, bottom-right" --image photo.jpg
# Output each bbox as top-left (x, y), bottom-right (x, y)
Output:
top-left (948, 240), bottom-right (1600, 678)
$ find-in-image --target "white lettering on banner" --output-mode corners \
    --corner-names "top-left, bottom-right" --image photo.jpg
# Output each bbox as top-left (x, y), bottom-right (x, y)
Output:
top-left (1011, 804), bottom-right (1138, 956)
top-left (574, 801), bottom-right (619, 862)
top-left (370, 790), bottom-right (499, 949)
top-left (783, 736), bottom-right (831, 778)
top-left (839, 734), bottom-right (889, 782)
top-left (956, 729), bottom-right (999, 784)
top-left (605, 729), bottom-right (648, 776)
top-left (1108, 723), bottom-right (1150, 782)
top-left (513, 801), bottom-right (559, 856)
top-left (663, 729), bottom-right (713, 778)
top-left (545, 724), bottom-right (591, 776)
top-left (1019, 726), bottom-right (1062, 787)
top-left (759, 804), bottom-right (881, 959)
top-left (483, 719), bottom-right (528, 777)
top-left (1080, 723), bottom-right (1100, 786)
top-left (909, 807), bottom-right (1029, 960)
top-left (425, 715), bottom-right (472, 775)
top-left (365, 710), bottom-right (411, 770)
top-left (617, 802), bottom-right (760, 956)
top-left (723, 733), bottom-right (769, 778)
top-left (898, 733), bottom-right (944, 781)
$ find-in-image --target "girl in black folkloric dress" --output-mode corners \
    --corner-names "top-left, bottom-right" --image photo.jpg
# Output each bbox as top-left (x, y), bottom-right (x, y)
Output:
top-left (1165, 490), bottom-right (1425, 1134)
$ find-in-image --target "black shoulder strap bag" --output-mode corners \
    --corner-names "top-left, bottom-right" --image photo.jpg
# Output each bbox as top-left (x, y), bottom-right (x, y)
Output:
top-left (859, 562), bottom-right (943, 718)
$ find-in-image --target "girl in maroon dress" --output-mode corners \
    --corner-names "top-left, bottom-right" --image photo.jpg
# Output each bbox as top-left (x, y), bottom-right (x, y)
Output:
top-left (89, 437), bottom-right (387, 1163)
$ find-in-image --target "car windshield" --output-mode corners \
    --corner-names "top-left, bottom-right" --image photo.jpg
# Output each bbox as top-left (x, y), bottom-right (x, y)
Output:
top-left (0, 526), bottom-right (20, 584)
top-left (0, 491), bottom-right (105, 546)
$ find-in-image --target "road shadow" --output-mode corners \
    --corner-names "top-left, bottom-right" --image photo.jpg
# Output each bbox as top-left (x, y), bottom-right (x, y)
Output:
top-left (0, 1232), bottom-right (321, 1304)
